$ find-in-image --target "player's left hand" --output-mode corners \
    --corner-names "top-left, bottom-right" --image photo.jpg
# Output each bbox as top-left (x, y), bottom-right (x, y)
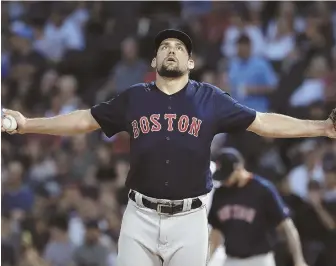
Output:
top-left (326, 108), bottom-right (336, 138)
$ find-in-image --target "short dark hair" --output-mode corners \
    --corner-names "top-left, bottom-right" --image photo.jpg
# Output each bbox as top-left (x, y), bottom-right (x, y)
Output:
top-left (85, 219), bottom-right (100, 230)
top-left (236, 34), bottom-right (251, 45)
top-left (49, 213), bottom-right (68, 232)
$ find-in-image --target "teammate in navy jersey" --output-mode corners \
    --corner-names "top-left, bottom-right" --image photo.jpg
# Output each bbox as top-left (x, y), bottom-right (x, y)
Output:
top-left (208, 148), bottom-right (308, 266)
top-left (2, 29), bottom-right (335, 266)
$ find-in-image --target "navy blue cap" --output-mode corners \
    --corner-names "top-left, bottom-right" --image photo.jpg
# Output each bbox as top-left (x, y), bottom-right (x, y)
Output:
top-left (212, 148), bottom-right (244, 181)
top-left (154, 29), bottom-right (193, 55)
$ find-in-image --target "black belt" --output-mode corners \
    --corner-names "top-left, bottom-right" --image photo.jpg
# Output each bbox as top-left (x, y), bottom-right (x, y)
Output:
top-left (227, 251), bottom-right (270, 259)
top-left (129, 190), bottom-right (203, 215)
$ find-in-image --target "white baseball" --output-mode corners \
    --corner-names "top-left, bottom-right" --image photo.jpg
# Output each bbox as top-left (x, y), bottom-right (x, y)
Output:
top-left (2, 115), bottom-right (18, 131)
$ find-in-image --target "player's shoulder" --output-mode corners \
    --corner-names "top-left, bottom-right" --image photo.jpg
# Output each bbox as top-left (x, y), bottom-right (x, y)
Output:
top-left (252, 175), bottom-right (279, 194)
top-left (124, 82), bottom-right (153, 93)
top-left (190, 80), bottom-right (231, 97)
top-left (114, 82), bottom-right (153, 100)
top-left (211, 186), bottom-right (227, 199)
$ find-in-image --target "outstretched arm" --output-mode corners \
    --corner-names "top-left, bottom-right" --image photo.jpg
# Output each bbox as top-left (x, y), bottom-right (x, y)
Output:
top-left (278, 218), bottom-right (307, 266)
top-left (2, 109), bottom-right (100, 136)
top-left (247, 110), bottom-right (336, 138)
top-left (208, 228), bottom-right (223, 259)
top-left (2, 91), bottom-right (129, 137)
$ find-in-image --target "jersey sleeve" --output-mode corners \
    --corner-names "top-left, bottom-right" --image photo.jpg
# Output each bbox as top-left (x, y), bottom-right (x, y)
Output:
top-left (213, 87), bottom-right (257, 134)
top-left (90, 91), bottom-right (128, 138)
top-left (263, 180), bottom-right (291, 227)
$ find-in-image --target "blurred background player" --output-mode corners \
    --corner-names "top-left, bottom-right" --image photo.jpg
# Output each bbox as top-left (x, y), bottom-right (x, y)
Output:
top-left (208, 148), bottom-right (308, 266)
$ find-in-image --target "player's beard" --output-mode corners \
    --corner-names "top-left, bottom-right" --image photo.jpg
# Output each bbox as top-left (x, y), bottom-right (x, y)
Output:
top-left (157, 64), bottom-right (186, 78)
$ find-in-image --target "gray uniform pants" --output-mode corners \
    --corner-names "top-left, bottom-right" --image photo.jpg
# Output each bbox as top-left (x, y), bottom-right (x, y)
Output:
top-left (117, 191), bottom-right (210, 266)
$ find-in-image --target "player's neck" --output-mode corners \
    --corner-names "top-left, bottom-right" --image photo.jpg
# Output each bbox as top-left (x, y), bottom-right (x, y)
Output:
top-left (236, 170), bottom-right (253, 187)
top-left (155, 74), bottom-right (189, 95)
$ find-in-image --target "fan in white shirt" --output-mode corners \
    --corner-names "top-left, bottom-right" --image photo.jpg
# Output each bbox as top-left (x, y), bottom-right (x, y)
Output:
top-left (287, 140), bottom-right (325, 200)
top-left (264, 18), bottom-right (295, 62)
top-left (290, 56), bottom-right (328, 107)
top-left (221, 10), bottom-right (265, 58)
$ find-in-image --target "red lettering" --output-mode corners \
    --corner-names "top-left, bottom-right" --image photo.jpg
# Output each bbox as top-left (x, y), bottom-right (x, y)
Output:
top-left (218, 206), bottom-right (231, 222)
top-left (188, 117), bottom-right (202, 137)
top-left (139, 116), bottom-right (150, 134)
top-left (132, 114), bottom-right (202, 138)
top-left (233, 205), bottom-right (245, 220)
top-left (131, 120), bottom-right (140, 139)
top-left (164, 114), bottom-right (177, 131)
top-left (218, 205), bottom-right (256, 223)
top-left (178, 115), bottom-right (189, 133)
top-left (245, 209), bottom-right (256, 223)
top-left (150, 114), bottom-right (161, 132)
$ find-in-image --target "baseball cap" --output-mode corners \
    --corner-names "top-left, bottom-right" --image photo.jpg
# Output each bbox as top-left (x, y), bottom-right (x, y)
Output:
top-left (212, 148), bottom-right (244, 181)
top-left (154, 29), bottom-right (193, 56)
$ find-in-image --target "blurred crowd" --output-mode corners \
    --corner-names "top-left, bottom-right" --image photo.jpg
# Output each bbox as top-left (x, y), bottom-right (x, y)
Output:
top-left (1, 1), bottom-right (336, 266)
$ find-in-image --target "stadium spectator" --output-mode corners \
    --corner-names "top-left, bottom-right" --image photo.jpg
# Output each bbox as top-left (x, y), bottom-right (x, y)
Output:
top-left (73, 220), bottom-right (110, 266)
top-left (263, 17), bottom-right (296, 65)
top-left (227, 34), bottom-right (278, 112)
top-left (221, 7), bottom-right (265, 58)
top-left (43, 213), bottom-right (75, 266)
top-left (2, 161), bottom-right (34, 215)
top-left (287, 140), bottom-right (325, 199)
top-left (97, 36), bottom-right (148, 102)
top-left (289, 55), bottom-right (328, 108)
top-left (42, 6), bottom-right (85, 62)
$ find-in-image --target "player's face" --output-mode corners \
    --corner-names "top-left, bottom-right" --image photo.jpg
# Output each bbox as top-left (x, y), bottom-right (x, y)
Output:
top-left (237, 43), bottom-right (251, 58)
top-left (152, 38), bottom-right (194, 78)
top-left (222, 174), bottom-right (236, 187)
top-left (221, 164), bottom-right (244, 187)
top-left (85, 228), bottom-right (100, 243)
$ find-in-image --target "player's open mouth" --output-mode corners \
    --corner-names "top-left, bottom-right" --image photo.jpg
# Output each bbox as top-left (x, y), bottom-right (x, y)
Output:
top-left (166, 57), bottom-right (177, 62)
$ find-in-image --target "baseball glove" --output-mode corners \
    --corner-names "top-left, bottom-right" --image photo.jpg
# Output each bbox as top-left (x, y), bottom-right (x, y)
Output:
top-left (329, 108), bottom-right (336, 131)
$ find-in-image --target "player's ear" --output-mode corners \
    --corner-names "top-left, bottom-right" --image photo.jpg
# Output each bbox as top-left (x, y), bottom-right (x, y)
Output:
top-left (151, 58), bottom-right (157, 68)
top-left (188, 58), bottom-right (195, 70)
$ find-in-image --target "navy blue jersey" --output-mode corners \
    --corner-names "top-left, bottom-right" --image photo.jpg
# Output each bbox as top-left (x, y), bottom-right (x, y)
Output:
top-left (208, 176), bottom-right (290, 258)
top-left (91, 80), bottom-right (256, 199)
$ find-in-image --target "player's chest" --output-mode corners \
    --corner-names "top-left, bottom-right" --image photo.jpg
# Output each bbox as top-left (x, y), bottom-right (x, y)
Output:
top-left (126, 93), bottom-right (215, 140)
top-left (214, 192), bottom-right (265, 224)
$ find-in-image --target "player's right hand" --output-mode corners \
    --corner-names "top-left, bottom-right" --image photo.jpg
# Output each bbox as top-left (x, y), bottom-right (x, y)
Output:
top-left (1, 109), bottom-right (27, 134)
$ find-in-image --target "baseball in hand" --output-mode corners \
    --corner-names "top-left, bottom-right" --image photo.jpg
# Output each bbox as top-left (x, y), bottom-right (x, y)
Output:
top-left (2, 115), bottom-right (18, 131)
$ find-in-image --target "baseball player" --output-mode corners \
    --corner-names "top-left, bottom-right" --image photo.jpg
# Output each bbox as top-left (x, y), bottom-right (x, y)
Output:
top-left (208, 147), bottom-right (308, 266)
top-left (2, 29), bottom-right (336, 266)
